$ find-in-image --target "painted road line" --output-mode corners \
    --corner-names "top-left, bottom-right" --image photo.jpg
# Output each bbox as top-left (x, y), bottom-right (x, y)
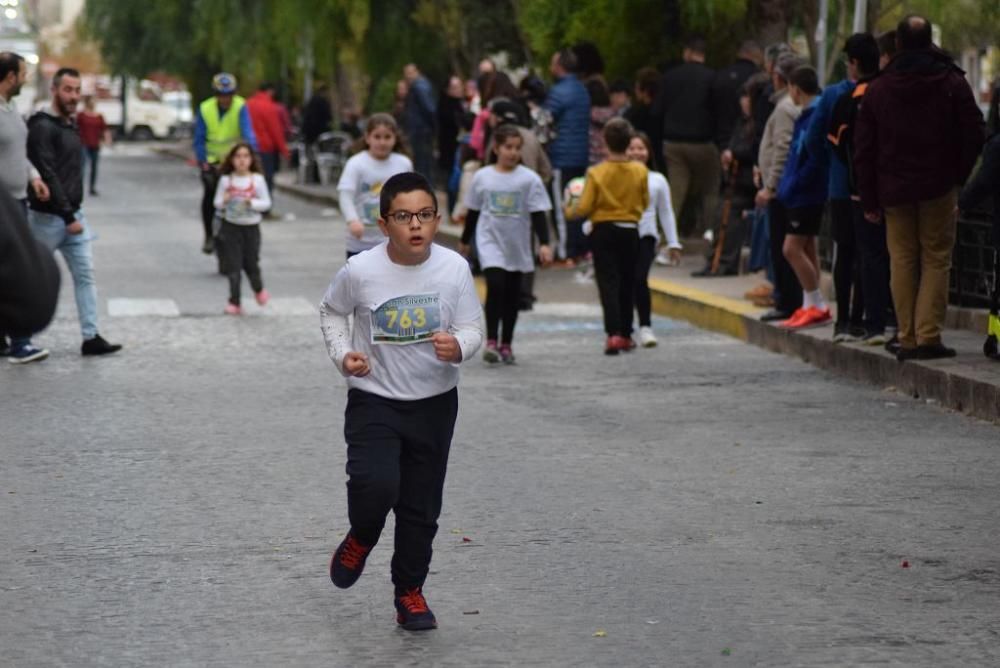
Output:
top-left (108, 298), bottom-right (181, 317)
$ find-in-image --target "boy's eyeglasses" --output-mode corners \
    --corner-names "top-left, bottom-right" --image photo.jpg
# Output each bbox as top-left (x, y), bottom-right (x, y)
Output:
top-left (385, 209), bottom-right (438, 225)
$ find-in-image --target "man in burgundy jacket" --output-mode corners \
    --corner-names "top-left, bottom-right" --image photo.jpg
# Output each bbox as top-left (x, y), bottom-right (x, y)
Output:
top-left (854, 15), bottom-right (984, 361)
top-left (246, 82), bottom-right (289, 208)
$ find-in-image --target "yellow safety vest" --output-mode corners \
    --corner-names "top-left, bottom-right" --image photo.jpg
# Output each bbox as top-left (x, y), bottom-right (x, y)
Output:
top-left (201, 95), bottom-right (246, 164)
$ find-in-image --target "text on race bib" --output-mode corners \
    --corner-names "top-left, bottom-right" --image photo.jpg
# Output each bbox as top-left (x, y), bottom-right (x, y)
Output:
top-left (370, 293), bottom-right (442, 345)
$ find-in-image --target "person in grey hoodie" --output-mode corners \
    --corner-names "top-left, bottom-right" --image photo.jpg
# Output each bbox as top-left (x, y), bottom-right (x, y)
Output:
top-left (755, 53), bottom-right (806, 321)
top-left (0, 51), bottom-right (50, 360)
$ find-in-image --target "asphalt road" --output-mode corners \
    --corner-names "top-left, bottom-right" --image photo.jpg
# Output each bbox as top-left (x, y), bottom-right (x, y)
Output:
top-left (2, 147), bottom-right (999, 667)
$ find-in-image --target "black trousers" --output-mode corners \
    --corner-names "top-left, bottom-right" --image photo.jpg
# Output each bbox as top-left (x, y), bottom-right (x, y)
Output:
top-left (634, 235), bottom-right (657, 328)
top-left (200, 166), bottom-right (220, 241)
top-left (831, 198), bottom-right (864, 326)
top-left (344, 387), bottom-right (458, 589)
top-left (591, 223), bottom-right (639, 336)
top-left (219, 221), bottom-right (263, 305)
top-left (768, 199), bottom-right (803, 314)
top-left (851, 200), bottom-right (893, 334)
top-left (483, 267), bottom-right (522, 344)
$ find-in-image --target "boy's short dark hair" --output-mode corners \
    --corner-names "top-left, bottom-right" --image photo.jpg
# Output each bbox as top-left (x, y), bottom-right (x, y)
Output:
top-left (634, 67), bottom-right (659, 98)
top-left (877, 30), bottom-right (897, 58)
top-left (789, 66), bottom-right (820, 95)
top-left (555, 49), bottom-right (577, 74)
top-left (684, 35), bottom-right (707, 55)
top-left (379, 172), bottom-right (437, 218)
top-left (602, 118), bottom-right (634, 153)
top-left (609, 79), bottom-right (630, 96)
top-left (844, 33), bottom-right (879, 76)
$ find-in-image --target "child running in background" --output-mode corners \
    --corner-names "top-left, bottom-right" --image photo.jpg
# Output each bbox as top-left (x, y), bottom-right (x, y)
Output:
top-left (338, 113), bottom-right (413, 259)
top-left (626, 131), bottom-right (681, 347)
top-left (319, 172), bottom-right (483, 632)
top-left (460, 124), bottom-right (553, 364)
top-left (565, 117), bottom-right (649, 355)
top-left (214, 141), bottom-right (271, 315)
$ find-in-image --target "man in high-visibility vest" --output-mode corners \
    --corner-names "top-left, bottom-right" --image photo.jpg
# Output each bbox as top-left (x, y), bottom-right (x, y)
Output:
top-left (193, 73), bottom-right (258, 255)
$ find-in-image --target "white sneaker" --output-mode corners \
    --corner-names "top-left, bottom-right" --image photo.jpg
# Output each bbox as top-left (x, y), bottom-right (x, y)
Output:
top-left (654, 249), bottom-right (671, 266)
top-left (639, 326), bottom-right (657, 348)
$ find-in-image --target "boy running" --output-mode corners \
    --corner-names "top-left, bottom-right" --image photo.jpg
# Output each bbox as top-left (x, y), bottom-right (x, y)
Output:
top-left (319, 172), bottom-right (484, 631)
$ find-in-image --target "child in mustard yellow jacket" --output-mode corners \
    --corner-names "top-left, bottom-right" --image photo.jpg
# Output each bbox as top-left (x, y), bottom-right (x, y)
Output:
top-left (565, 118), bottom-right (649, 355)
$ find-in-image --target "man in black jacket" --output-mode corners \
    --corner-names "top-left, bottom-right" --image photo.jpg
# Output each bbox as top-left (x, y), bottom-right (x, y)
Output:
top-left (14, 67), bottom-right (121, 361)
top-left (713, 40), bottom-right (762, 149)
top-left (652, 35), bottom-right (719, 239)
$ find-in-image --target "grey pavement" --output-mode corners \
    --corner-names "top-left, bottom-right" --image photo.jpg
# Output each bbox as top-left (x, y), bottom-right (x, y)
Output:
top-left (2, 148), bottom-right (1000, 667)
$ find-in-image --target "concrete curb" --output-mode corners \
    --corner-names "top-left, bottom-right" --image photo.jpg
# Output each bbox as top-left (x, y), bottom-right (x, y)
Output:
top-left (646, 277), bottom-right (1000, 423)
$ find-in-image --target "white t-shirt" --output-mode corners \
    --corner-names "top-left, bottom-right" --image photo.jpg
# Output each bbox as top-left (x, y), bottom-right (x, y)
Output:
top-left (319, 242), bottom-right (484, 401)
top-left (638, 171), bottom-right (680, 248)
top-left (213, 173), bottom-right (271, 225)
top-left (464, 165), bottom-right (551, 272)
top-left (337, 151), bottom-right (413, 253)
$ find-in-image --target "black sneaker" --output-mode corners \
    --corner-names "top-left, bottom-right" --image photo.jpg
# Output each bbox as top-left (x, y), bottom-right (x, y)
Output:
top-left (329, 532), bottom-right (372, 589)
top-left (201, 238), bottom-right (214, 255)
top-left (832, 322), bottom-right (852, 343)
top-left (916, 342), bottom-right (957, 360)
top-left (848, 324), bottom-right (866, 339)
top-left (394, 587), bottom-right (437, 631)
top-left (0, 336), bottom-right (9, 357)
top-left (884, 335), bottom-right (900, 355)
top-left (896, 346), bottom-right (921, 361)
top-left (81, 334), bottom-right (122, 356)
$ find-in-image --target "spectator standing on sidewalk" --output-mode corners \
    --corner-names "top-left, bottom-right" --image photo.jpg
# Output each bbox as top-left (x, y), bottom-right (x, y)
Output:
top-left (437, 76), bottom-right (465, 191)
top-left (17, 67), bottom-right (121, 362)
top-left (693, 87), bottom-right (757, 277)
top-left (805, 38), bottom-right (865, 342)
top-left (775, 66), bottom-right (832, 330)
top-left (854, 15), bottom-right (985, 360)
top-left (76, 96), bottom-right (111, 197)
top-left (625, 67), bottom-right (663, 172)
top-left (246, 82), bottom-right (290, 208)
top-left (544, 48), bottom-right (590, 262)
top-left (756, 54), bottom-right (806, 322)
top-left (0, 50), bottom-right (51, 360)
top-left (828, 32), bottom-right (894, 346)
top-left (653, 35), bottom-right (720, 240)
top-left (402, 63), bottom-right (436, 182)
top-left (193, 73), bottom-right (258, 255)
top-left (713, 40), bottom-right (763, 150)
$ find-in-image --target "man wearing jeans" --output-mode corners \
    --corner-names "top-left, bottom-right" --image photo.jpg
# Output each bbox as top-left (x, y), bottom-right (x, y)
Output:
top-left (13, 66), bottom-right (121, 363)
top-left (854, 16), bottom-right (984, 360)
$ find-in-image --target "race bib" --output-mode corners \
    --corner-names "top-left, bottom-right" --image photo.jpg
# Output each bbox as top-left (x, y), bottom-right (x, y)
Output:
top-left (362, 200), bottom-right (381, 226)
top-left (488, 191), bottom-right (523, 216)
top-left (370, 293), bottom-right (441, 345)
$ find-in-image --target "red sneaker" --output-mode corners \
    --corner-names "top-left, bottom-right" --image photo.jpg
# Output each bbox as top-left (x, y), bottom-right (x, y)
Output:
top-left (777, 308), bottom-right (807, 328)
top-left (781, 306), bottom-right (831, 329)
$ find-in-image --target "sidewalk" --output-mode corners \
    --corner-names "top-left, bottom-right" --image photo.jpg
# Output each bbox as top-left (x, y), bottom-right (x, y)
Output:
top-left (158, 145), bottom-right (1000, 423)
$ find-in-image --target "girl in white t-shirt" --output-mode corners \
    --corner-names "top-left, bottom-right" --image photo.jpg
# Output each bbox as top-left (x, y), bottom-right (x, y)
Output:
top-left (338, 113), bottom-right (413, 259)
top-left (459, 125), bottom-right (553, 364)
top-left (213, 142), bottom-right (272, 315)
top-left (626, 132), bottom-right (681, 347)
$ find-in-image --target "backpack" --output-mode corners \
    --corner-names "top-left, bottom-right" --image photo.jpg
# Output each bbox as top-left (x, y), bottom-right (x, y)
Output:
top-left (827, 80), bottom-right (870, 195)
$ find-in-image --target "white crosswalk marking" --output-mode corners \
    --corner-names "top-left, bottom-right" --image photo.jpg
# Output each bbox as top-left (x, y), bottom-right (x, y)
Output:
top-left (240, 297), bottom-right (316, 316)
top-left (108, 298), bottom-right (181, 317)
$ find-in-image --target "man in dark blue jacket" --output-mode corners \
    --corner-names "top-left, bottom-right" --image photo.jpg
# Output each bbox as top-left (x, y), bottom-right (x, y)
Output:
top-left (544, 49), bottom-right (590, 261)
